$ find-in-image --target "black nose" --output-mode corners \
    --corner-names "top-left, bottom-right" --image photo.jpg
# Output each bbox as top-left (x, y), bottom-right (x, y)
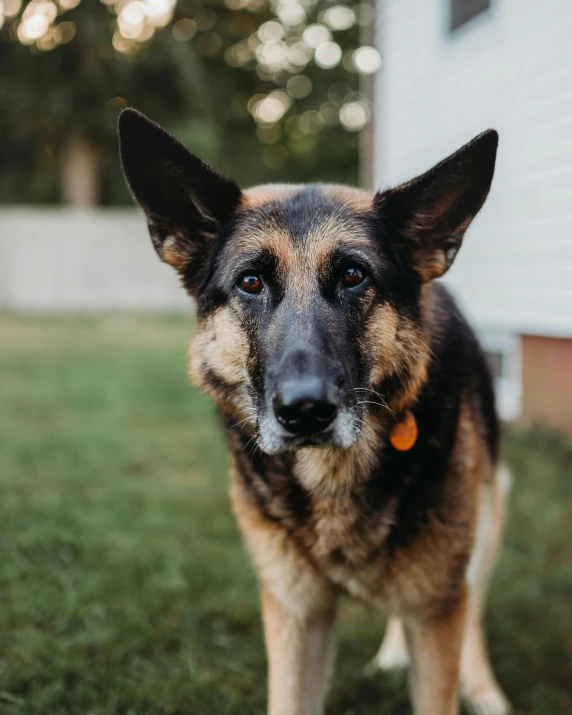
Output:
top-left (273, 377), bottom-right (338, 435)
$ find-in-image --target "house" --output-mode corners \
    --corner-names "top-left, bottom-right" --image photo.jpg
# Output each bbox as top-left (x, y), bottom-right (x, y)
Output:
top-left (374, 0), bottom-right (572, 435)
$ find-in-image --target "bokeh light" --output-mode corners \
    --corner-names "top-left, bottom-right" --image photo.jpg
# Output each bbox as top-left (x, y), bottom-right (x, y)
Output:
top-left (321, 5), bottom-right (355, 31)
top-left (258, 19), bottom-right (284, 42)
top-left (5, 0), bottom-right (181, 51)
top-left (252, 90), bottom-right (292, 125)
top-left (17, 1), bottom-right (57, 43)
top-left (339, 100), bottom-right (370, 130)
top-left (286, 74), bottom-right (312, 98)
top-left (53, 20), bottom-right (76, 43)
top-left (277, 1), bottom-right (306, 27)
top-left (113, 0), bottom-right (178, 47)
top-left (314, 40), bottom-right (342, 69)
top-left (5, 0), bottom-right (375, 145)
top-left (172, 18), bottom-right (196, 42)
top-left (352, 45), bottom-right (381, 74)
top-left (302, 23), bottom-right (331, 48)
top-left (4, 0), bottom-right (22, 17)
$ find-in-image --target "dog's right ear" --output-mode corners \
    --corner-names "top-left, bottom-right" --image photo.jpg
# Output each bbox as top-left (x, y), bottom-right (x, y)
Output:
top-left (118, 109), bottom-right (242, 290)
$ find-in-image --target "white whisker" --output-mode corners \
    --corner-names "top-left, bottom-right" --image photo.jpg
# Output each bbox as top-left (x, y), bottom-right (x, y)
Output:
top-left (230, 415), bottom-right (256, 429)
top-left (354, 387), bottom-right (388, 402)
top-left (356, 399), bottom-right (396, 417)
top-left (241, 433), bottom-right (258, 452)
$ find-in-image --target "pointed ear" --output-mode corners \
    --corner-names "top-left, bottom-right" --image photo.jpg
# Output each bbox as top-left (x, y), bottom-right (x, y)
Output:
top-left (375, 130), bottom-right (498, 283)
top-left (118, 108), bottom-right (242, 290)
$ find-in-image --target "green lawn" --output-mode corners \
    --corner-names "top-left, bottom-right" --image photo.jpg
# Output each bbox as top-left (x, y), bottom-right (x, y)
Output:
top-left (0, 314), bottom-right (571, 715)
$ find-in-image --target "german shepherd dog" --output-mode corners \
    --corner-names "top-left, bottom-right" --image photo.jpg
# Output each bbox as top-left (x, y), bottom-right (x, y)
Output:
top-left (119, 109), bottom-right (511, 715)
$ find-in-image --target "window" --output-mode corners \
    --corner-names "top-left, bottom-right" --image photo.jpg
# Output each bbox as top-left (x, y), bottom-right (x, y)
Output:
top-left (479, 333), bottom-right (522, 422)
top-left (450, 0), bottom-right (491, 32)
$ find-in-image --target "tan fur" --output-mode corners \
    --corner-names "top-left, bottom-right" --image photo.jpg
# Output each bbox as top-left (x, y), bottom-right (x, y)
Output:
top-left (261, 585), bottom-right (336, 715)
top-left (231, 462), bottom-right (334, 618)
top-left (375, 606), bottom-right (470, 715)
top-left (189, 307), bottom-right (253, 419)
top-left (461, 468), bottom-right (511, 714)
top-left (160, 234), bottom-right (189, 271)
top-left (232, 464), bottom-right (337, 715)
top-left (227, 210), bottom-right (377, 300)
top-left (240, 185), bottom-right (378, 300)
top-left (321, 185), bottom-right (374, 211)
top-left (293, 421), bottom-right (379, 495)
top-left (364, 300), bottom-right (431, 414)
top-left (374, 467), bottom-right (511, 715)
top-left (242, 184), bottom-right (374, 213)
top-left (242, 184), bottom-right (305, 208)
top-left (298, 400), bottom-right (480, 615)
top-left (404, 588), bottom-right (468, 715)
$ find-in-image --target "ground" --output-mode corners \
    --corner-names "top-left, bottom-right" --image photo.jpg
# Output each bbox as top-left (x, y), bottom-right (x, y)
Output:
top-left (0, 314), bottom-right (571, 715)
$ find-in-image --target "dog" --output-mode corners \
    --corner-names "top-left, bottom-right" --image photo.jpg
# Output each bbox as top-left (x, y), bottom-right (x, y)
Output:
top-left (119, 108), bottom-right (510, 715)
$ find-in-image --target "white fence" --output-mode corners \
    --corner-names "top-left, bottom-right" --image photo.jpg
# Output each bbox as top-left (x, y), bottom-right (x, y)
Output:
top-left (0, 209), bottom-right (190, 312)
top-left (2, 208), bottom-right (571, 341)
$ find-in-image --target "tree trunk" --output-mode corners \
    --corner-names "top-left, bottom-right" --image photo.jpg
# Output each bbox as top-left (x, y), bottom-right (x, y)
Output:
top-left (61, 134), bottom-right (99, 206)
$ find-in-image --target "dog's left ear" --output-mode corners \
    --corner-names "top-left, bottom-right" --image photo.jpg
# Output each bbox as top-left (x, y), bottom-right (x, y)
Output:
top-left (376, 130), bottom-right (498, 283)
top-left (118, 108), bottom-right (242, 290)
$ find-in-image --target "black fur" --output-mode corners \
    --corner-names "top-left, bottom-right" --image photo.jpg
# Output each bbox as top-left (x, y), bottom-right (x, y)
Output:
top-left (232, 282), bottom-right (499, 565)
top-left (119, 109), bottom-right (241, 290)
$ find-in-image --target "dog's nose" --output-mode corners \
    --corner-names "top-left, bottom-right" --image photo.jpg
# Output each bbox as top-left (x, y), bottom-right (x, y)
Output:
top-left (273, 377), bottom-right (338, 435)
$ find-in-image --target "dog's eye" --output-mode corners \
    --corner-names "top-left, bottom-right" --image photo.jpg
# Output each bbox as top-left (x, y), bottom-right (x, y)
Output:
top-left (340, 265), bottom-right (366, 289)
top-left (238, 272), bottom-right (264, 295)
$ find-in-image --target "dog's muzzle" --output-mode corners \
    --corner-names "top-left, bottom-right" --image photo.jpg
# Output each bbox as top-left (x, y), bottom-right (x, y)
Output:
top-left (272, 376), bottom-right (338, 436)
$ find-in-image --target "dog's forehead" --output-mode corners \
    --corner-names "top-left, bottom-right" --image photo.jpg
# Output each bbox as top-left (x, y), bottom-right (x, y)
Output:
top-left (241, 183), bottom-right (374, 213)
top-left (230, 184), bottom-right (376, 261)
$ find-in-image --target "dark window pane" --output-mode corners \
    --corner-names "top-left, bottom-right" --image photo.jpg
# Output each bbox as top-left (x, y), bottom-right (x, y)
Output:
top-left (450, 0), bottom-right (491, 31)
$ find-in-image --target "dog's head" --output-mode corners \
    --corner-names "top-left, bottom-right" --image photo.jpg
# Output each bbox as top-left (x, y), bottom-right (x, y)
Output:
top-left (119, 110), bottom-right (497, 455)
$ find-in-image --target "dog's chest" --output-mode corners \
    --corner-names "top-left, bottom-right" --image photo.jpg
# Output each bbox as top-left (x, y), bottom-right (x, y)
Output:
top-left (289, 449), bottom-right (452, 608)
top-left (288, 447), bottom-right (404, 601)
top-left (303, 491), bottom-right (400, 602)
top-left (233, 450), bottom-right (462, 612)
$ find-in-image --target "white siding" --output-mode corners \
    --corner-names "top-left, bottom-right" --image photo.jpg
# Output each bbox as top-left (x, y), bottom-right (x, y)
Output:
top-left (0, 209), bottom-right (190, 312)
top-left (375, 0), bottom-right (572, 337)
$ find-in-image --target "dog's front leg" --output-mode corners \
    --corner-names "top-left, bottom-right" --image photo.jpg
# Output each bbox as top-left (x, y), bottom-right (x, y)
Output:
top-left (403, 589), bottom-right (468, 715)
top-left (261, 583), bottom-right (336, 715)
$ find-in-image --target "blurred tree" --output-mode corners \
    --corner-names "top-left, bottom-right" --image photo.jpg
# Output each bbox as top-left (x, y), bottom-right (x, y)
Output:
top-left (0, 0), bottom-right (379, 205)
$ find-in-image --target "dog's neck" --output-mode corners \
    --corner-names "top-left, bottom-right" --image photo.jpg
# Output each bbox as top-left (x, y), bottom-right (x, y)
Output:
top-left (225, 405), bottom-right (396, 499)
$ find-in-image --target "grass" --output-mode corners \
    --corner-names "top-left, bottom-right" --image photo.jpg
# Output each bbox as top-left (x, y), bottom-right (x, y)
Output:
top-left (0, 313), bottom-right (571, 715)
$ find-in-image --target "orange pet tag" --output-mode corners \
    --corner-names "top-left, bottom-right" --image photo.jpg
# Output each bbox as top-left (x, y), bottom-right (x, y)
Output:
top-left (389, 410), bottom-right (418, 451)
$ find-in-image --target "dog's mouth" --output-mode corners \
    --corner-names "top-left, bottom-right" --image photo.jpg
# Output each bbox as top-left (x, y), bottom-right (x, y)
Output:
top-left (272, 428), bottom-right (336, 451)
top-left (255, 402), bottom-right (361, 455)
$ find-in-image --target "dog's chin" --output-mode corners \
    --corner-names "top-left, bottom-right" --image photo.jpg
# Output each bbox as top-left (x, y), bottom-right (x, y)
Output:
top-left (256, 413), bottom-right (360, 456)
